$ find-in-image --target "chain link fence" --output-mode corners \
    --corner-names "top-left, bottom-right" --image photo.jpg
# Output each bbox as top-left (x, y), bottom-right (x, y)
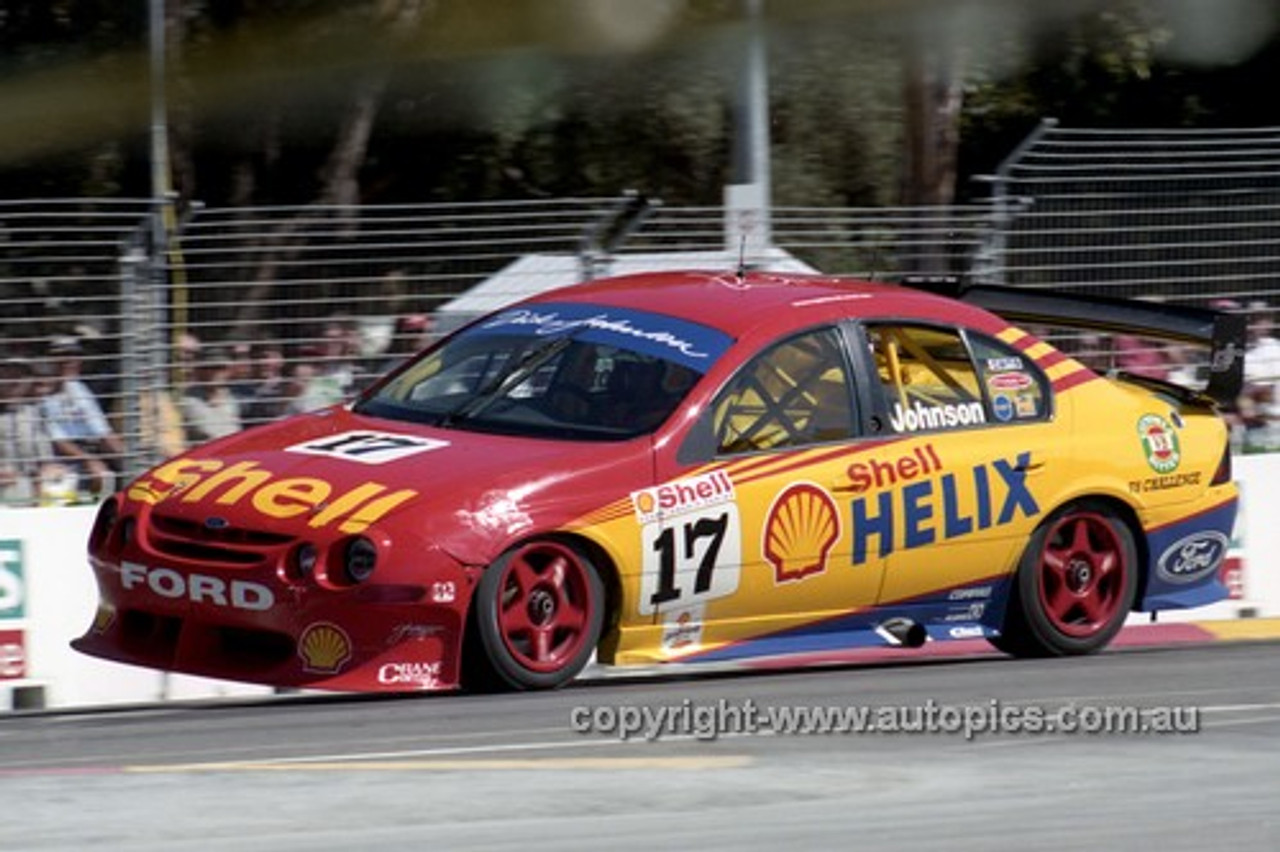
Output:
top-left (982, 119), bottom-right (1280, 303)
top-left (2, 123), bottom-right (1278, 505)
top-left (980, 120), bottom-right (1280, 451)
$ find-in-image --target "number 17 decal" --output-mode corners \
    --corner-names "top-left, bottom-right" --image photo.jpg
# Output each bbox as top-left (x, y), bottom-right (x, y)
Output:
top-left (287, 431), bottom-right (450, 464)
top-left (638, 505), bottom-right (742, 616)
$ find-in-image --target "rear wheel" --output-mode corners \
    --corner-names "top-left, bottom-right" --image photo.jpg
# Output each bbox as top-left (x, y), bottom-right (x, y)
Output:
top-left (990, 501), bottom-right (1138, 658)
top-left (467, 539), bottom-right (604, 691)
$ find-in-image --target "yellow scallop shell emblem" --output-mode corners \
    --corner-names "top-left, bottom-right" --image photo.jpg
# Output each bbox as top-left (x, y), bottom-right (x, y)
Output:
top-left (763, 483), bottom-right (840, 583)
top-left (298, 622), bottom-right (353, 674)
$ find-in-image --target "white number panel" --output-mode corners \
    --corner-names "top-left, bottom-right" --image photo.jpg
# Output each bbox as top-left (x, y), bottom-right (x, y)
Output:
top-left (286, 431), bottom-right (450, 464)
top-left (638, 504), bottom-right (742, 617)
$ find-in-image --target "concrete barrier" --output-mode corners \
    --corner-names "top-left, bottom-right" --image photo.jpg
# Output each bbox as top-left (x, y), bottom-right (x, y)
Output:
top-left (0, 506), bottom-right (271, 710)
top-left (3, 453), bottom-right (1278, 711)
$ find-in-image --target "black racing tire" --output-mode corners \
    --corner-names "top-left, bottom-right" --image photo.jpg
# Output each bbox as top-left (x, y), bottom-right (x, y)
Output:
top-left (989, 500), bottom-right (1138, 658)
top-left (465, 538), bottom-right (605, 691)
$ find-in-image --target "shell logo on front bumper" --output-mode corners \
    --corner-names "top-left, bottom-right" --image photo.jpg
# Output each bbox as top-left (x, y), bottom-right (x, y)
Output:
top-left (299, 622), bottom-right (353, 674)
top-left (763, 483), bottom-right (839, 583)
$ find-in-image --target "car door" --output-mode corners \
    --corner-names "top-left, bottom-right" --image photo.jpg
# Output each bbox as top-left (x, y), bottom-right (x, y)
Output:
top-left (850, 321), bottom-right (1057, 625)
top-left (648, 325), bottom-right (888, 655)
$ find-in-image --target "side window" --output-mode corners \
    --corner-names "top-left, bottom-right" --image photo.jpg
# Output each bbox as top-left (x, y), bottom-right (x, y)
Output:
top-left (713, 327), bottom-right (855, 454)
top-left (866, 324), bottom-right (987, 433)
top-left (969, 335), bottom-right (1051, 423)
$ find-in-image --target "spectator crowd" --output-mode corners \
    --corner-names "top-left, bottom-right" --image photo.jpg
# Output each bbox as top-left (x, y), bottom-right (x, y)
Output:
top-left (2, 298), bottom-right (1277, 508)
top-left (0, 313), bottom-right (436, 507)
top-left (1096, 300), bottom-right (1280, 452)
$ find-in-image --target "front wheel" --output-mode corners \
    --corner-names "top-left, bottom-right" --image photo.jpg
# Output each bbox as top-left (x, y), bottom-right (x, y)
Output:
top-left (990, 501), bottom-right (1138, 658)
top-left (468, 539), bottom-right (605, 691)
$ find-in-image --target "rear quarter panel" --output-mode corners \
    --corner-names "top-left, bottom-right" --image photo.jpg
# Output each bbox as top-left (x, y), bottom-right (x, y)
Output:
top-left (1063, 379), bottom-right (1229, 515)
top-left (1048, 377), bottom-right (1237, 610)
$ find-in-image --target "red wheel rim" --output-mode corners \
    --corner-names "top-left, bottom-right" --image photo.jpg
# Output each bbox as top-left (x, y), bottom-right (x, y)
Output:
top-left (495, 542), bottom-right (594, 673)
top-left (1036, 512), bottom-right (1128, 638)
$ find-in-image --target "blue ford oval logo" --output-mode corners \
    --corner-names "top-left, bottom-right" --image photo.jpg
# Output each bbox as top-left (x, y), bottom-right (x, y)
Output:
top-left (1156, 531), bottom-right (1229, 585)
top-left (204, 516), bottom-right (230, 530)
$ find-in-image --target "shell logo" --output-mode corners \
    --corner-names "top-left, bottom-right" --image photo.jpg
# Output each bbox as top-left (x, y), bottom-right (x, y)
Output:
top-left (763, 483), bottom-right (840, 583)
top-left (634, 491), bottom-right (657, 516)
top-left (298, 622), bottom-right (353, 675)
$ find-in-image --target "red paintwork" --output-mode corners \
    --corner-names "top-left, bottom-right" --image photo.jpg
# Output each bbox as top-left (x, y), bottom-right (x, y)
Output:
top-left (70, 271), bottom-right (1052, 692)
top-left (541, 271), bottom-right (1005, 338)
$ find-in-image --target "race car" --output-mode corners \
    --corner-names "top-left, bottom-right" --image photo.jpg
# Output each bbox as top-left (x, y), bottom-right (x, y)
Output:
top-left (74, 270), bottom-right (1245, 692)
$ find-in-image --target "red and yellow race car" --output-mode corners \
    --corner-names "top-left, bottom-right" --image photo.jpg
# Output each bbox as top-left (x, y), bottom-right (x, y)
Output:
top-left (75, 271), bottom-right (1245, 691)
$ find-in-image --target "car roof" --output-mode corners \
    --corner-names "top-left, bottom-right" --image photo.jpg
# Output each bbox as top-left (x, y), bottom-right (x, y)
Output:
top-left (531, 269), bottom-right (998, 337)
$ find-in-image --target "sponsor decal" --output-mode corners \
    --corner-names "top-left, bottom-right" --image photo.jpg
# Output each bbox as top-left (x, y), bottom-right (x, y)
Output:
top-left (475, 303), bottom-right (735, 371)
top-left (661, 604), bottom-right (705, 652)
top-left (430, 581), bottom-right (457, 604)
top-left (763, 483), bottom-right (840, 583)
top-left (850, 452), bottom-right (1040, 565)
top-left (127, 458), bottom-right (418, 534)
top-left (985, 356), bottom-right (1024, 371)
top-left (299, 622), bottom-right (353, 674)
top-left (1014, 394), bottom-right (1039, 418)
top-left (286, 431), bottom-right (449, 465)
top-left (1138, 414), bottom-right (1181, 474)
top-left (632, 470), bottom-right (734, 524)
top-left (948, 625), bottom-right (986, 639)
top-left (1128, 471), bottom-right (1202, 495)
top-left (846, 444), bottom-right (942, 494)
top-left (948, 585), bottom-right (993, 601)
top-left (987, 371), bottom-right (1034, 392)
top-left (1210, 342), bottom-right (1241, 373)
top-left (943, 603), bottom-right (987, 622)
top-left (387, 623), bottom-right (443, 645)
top-left (377, 660), bottom-right (442, 688)
top-left (1156, 531), bottom-right (1229, 585)
top-left (0, 629), bottom-right (25, 679)
top-left (120, 562), bottom-right (274, 610)
top-left (992, 394), bottom-right (1015, 422)
top-left (889, 400), bottom-right (986, 432)
top-left (0, 540), bottom-right (25, 619)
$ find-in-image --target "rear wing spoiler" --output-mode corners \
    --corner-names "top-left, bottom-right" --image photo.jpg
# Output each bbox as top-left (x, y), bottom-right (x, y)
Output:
top-left (903, 277), bottom-right (1246, 407)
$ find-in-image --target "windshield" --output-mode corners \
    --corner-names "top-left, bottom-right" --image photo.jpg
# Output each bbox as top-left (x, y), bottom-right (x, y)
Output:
top-left (355, 302), bottom-right (735, 440)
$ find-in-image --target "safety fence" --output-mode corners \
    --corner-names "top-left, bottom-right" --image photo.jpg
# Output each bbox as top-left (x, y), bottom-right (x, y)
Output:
top-left (983, 120), bottom-right (1280, 303)
top-left (1, 123), bottom-right (1278, 505)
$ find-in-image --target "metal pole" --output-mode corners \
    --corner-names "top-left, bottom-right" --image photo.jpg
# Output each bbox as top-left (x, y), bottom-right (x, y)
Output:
top-left (149, 0), bottom-right (171, 211)
top-left (973, 118), bottom-right (1055, 286)
top-left (726, 0), bottom-right (772, 259)
top-left (738, 0), bottom-right (771, 203)
top-left (148, 0), bottom-right (178, 456)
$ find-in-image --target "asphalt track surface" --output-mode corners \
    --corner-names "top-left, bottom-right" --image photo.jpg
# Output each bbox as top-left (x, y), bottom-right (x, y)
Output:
top-left (3, 641), bottom-right (1280, 852)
